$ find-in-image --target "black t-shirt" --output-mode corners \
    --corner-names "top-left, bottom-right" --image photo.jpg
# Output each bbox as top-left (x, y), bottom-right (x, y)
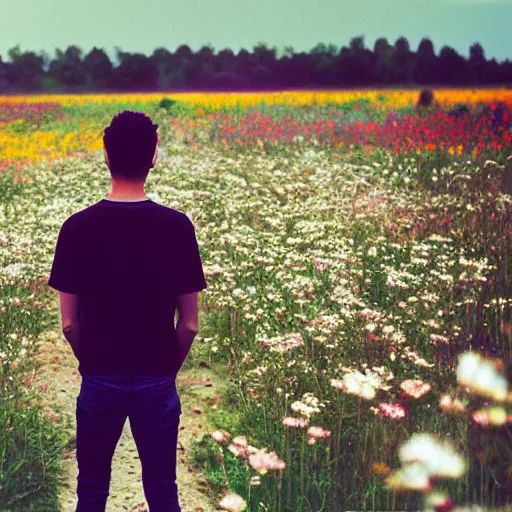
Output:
top-left (47, 198), bottom-right (208, 377)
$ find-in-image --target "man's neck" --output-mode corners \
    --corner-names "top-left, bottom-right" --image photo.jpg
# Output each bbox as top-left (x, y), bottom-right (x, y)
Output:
top-left (105, 193), bottom-right (149, 201)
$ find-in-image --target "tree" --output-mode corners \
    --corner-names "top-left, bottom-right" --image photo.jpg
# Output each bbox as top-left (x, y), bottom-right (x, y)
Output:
top-left (197, 44), bottom-right (215, 64)
top-left (111, 51), bottom-right (159, 91)
top-left (311, 43), bottom-right (339, 58)
top-left (438, 46), bottom-right (469, 84)
top-left (48, 45), bottom-right (87, 90)
top-left (83, 47), bottom-right (113, 90)
top-left (39, 49), bottom-right (52, 73)
top-left (0, 56), bottom-right (9, 92)
top-left (234, 48), bottom-right (253, 83)
top-left (174, 44), bottom-right (193, 64)
top-left (310, 43), bottom-right (340, 86)
top-left (373, 37), bottom-right (393, 84)
top-left (150, 47), bottom-right (178, 89)
top-left (414, 38), bottom-right (436, 84)
top-left (338, 37), bottom-right (374, 85)
top-left (349, 36), bottom-right (365, 53)
top-left (469, 42), bottom-right (486, 84)
top-left (277, 45), bottom-right (295, 60)
top-left (281, 52), bottom-right (314, 88)
top-left (312, 53), bottom-right (338, 86)
top-left (482, 58), bottom-right (502, 85)
top-left (5, 44), bottom-right (45, 91)
top-left (390, 36), bottom-right (414, 83)
top-left (253, 42), bottom-right (277, 75)
top-left (196, 44), bottom-right (216, 85)
top-left (214, 48), bottom-right (236, 73)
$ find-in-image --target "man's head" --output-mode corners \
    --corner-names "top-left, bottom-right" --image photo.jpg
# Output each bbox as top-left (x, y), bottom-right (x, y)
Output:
top-left (103, 110), bottom-right (159, 183)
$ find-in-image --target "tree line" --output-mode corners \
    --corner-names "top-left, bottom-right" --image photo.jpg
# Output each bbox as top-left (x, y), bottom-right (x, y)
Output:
top-left (1, 36), bottom-right (511, 94)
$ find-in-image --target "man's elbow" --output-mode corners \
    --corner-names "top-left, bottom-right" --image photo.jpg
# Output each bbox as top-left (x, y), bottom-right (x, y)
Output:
top-left (176, 320), bottom-right (199, 334)
top-left (62, 322), bottom-right (79, 335)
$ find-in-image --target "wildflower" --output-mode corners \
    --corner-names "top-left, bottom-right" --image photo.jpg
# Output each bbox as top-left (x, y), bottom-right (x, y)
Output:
top-left (378, 402), bottom-right (407, 419)
top-left (218, 492), bottom-right (247, 512)
top-left (248, 448), bottom-right (286, 475)
top-left (439, 394), bottom-right (467, 414)
top-left (385, 462), bottom-right (432, 491)
top-left (210, 430), bottom-right (231, 445)
top-left (456, 351), bottom-right (508, 402)
top-left (228, 436), bottom-right (248, 457)
top-left (471, 406), bottom-right (507, 427)
top-left (282, 416), bottom-right (309, 428)
top-left (290, 393), bottom-right (325, 418)
top-left (307, 426), bottom-right (331, 444)
top-left (367, 246), bottom-right (378, 257)
top-left (250, 475), bottom-right (261, 486)
top-left (399, 433), bottom-right (466, 479)
top-left (372, 462), bottom-right (392, 476)
top-left (400, 379), bottom-right (432, 399)
top-left (258, 332), bottom-right (304, 353)
top-left (338, 370), bottom-right (385, 400)
top-left (330, 378), bottom-right (345, 390)
top-left (424, 491), bottom-right (453, 511)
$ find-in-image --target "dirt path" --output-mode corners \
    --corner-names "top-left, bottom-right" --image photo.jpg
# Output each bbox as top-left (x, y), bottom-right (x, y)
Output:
top-left (29, 297), bottom-right (222, 512)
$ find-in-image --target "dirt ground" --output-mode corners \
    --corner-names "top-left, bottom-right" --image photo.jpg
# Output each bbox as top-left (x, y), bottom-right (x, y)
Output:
top-left (28, 305), bottom-right (225, 512)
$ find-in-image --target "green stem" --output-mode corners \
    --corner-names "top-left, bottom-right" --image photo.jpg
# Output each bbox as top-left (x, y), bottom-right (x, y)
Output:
top-left (300, 430), bottom-right (306, 503)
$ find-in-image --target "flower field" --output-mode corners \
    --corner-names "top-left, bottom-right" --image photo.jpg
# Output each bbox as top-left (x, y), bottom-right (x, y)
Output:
top-left (1, 89), bottom-right (512, 511)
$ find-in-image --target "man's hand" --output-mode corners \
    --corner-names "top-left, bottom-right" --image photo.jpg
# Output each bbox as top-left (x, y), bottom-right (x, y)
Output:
top-left (63, 323), bottom-right (82, 361)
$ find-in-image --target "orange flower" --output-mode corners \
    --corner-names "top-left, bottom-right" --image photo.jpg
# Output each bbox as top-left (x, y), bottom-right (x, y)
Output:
top-left (372, 462), bottom-right (392, 476)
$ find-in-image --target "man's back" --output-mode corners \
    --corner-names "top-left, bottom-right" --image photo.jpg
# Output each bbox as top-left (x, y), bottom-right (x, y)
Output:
top-left (48, 198), bottom-right (208, 377)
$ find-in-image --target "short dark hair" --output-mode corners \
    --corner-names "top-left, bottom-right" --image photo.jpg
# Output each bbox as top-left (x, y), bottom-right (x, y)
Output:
top-left (103, 110), bottom-right (159, 181)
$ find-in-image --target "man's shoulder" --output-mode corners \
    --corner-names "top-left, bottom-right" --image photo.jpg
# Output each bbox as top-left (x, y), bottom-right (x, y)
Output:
top-left (69, 200), bottom-right (190, 228)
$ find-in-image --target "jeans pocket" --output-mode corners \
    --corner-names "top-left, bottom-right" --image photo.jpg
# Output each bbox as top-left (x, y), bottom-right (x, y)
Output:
top-left (160, 379), bottom-right (181, 414)
top-left (155, 376), bottom-right (177, 389)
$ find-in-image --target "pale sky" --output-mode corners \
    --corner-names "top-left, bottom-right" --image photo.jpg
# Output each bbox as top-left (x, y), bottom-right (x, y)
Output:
top-left (1, 0), bottom-right (511, 63)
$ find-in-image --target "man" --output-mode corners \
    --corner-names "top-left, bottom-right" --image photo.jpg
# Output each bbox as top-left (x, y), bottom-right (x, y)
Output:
top-left (48, 110), bottom-right (207, 512)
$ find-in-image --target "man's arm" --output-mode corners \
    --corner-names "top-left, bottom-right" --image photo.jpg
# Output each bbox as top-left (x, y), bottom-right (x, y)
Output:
top-left (175, 291), bottom-right (200, 372)
top-left (59, 291), bottom-right (82, 360)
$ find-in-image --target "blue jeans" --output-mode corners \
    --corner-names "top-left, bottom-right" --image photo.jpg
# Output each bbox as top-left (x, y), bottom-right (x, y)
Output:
top-left (75, 374), bottom-right (182, 512)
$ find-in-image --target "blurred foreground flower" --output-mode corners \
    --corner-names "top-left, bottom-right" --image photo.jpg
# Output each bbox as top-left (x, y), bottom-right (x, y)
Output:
top-left (471, 406), bottom-right (508, 427)
top-left (399, 433), bottom-right (466, 479)
top-left (456, 351), bottom-right (509, 402)
top-left (219, 492), bottom-right (247, 512)
top-left (424, 491), bottom-right (453, 511)
top-left (385, 462), bottom-right (432, 491)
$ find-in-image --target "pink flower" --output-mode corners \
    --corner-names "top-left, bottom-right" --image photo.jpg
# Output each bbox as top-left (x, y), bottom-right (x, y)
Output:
top-left (283, 416), bottom-right (309, 428)
top-left (210, 430), bottom-right (231, 445)
top-left (378, 402), bottom-right (407, 419)
top-left (307, 426), bottom-right (332, 444)
top-left (228, 436), bottom-right (249, 457)
top-left (248, 448), bottom-right (286, 475)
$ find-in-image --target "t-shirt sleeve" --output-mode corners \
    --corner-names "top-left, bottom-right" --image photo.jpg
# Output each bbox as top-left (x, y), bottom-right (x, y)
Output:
top-left (175, 216), bottom-right (208, 296)
top-left (48, 219), bottom-right (83, 294)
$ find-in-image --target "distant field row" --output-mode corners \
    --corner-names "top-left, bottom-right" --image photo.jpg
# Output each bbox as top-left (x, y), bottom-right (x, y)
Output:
top-left (0, 87), bottom-right (511, 109)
